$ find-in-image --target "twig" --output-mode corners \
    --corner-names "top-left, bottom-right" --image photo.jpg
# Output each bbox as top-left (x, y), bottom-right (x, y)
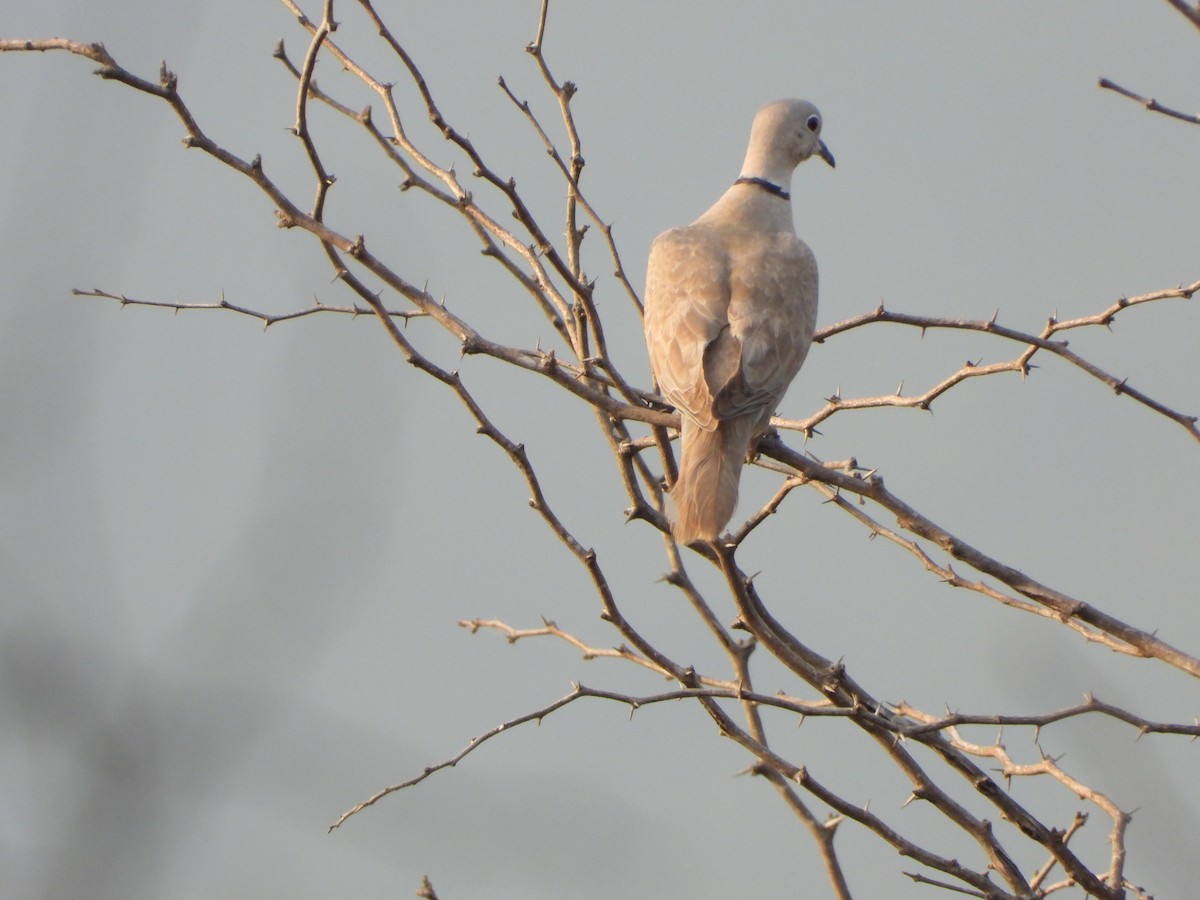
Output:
top-left (929, 716), bottom-right (1133, 892)
top-left (1098, 77), bottom-right (1200, 125)
top-left (458, 617), bottom-right (674, 680)
top-left (763, 441), bottom-right (1200, 679)
top-left (73, 288), bottom-right (423, 326)
top-left (804, 479), bottom-right (1152, 658)
top-left (1163, 0), bottom-right (1200, 32)
top-left (894, 695), bottom-right (1200, 739)
top-left (1029, 812), bottom-right (1087, 891)
top-left (799, 291), bottom-right (1200, 443)
top-left (902, 871), bottom-right (988, 897)
top-left (329, 682), bottom-right (857, 831)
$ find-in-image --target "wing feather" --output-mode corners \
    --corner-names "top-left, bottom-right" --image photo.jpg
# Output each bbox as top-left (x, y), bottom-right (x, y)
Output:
top-left (644, 227), bottom-right (731, 430)
top-left (645, 225), bottom-right (818, 430)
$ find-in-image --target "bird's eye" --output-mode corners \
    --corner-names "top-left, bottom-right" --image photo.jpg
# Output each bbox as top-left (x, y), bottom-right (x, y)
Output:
top-left (806, 115), bottom-right (820, 132)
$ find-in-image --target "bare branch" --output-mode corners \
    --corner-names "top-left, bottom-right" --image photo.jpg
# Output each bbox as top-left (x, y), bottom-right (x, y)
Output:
top-left (329, 682), bottom-right (857, 831)
top-left (1098, 76), bottom-right (1200, 125)
top-left (803, 479), bottom-right (1152, 658)
top-left (762, 440), bottom-right (1200, 679)
top-left (1163, 0), bottom-right (1200, 32)
top-left (73, 288), bottom-right (424, 326)
top-left (1029, 812), bottom-right (1087, 892)
top-left (894, 695), bottom-right (1200, 739)
top-left (458, 617), bottom-right (674, 680)
top-left (273, 38), bottom-right (359, 119)
top-left (799, 291), bottom-right (1200, 442)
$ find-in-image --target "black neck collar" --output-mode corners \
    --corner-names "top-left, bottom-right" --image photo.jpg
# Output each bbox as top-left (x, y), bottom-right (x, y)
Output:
top-left (734, 176), bottom-right (789, 200)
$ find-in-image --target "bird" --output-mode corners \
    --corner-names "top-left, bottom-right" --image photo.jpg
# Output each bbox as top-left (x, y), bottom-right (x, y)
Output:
top-left (643, 99), bottom-right (833, 544)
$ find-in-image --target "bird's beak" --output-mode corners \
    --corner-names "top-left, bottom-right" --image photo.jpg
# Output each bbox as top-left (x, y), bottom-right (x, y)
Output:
top-left (817, 139), bottom-right (835, 168)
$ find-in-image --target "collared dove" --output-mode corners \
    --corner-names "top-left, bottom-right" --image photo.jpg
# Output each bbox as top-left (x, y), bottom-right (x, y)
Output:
top-left (644, 99), bottom-right (833, 544)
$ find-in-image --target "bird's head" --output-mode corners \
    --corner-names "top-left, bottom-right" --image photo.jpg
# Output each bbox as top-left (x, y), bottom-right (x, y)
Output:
top-left (749, 99), bottom-right (835, 172)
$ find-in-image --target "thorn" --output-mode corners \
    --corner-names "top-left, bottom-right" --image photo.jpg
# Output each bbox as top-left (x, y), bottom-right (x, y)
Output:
top-left (158, 61), bottom-right (177, 93)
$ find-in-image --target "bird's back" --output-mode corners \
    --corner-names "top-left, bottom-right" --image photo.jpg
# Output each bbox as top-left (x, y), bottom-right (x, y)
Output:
top-left (645, 197), bottom-right (818, 431)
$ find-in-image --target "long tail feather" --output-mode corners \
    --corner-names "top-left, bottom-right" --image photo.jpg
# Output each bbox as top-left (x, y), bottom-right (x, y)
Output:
top-left (669, 416), bottom-right (756, 543)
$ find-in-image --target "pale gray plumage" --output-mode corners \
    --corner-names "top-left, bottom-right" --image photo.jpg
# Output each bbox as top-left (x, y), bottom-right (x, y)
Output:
top-left (644, 99), bottom-right (833, 543)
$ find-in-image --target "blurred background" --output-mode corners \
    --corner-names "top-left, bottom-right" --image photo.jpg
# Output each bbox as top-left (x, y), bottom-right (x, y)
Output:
top-left (1, 2), bottom-right (1198, 896)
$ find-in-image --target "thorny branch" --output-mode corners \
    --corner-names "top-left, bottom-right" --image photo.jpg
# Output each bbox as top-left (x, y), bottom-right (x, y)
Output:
top-left (1099, 0), bottom-right (1200, 125)
top-left (791, 290), bottom-right (1200, 443)
top-left (763, 438), bottom-right (1200, 680)
top-left (4, 2), bottom-right (1198, 897)
top-left (328, 681), bottom-right (858, 831)
top-left (71, 288), bottom-right (425, 327)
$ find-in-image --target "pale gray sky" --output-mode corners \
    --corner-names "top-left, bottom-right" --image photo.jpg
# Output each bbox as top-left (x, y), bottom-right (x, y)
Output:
top-left (2, 2), bottom-right (1198, 897)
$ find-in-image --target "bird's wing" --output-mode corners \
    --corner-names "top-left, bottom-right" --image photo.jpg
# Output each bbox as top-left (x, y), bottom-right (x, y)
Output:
top-left (643, 225), bottom-right (732, 430)
top-left (714, 233), bottom-right (819, 422)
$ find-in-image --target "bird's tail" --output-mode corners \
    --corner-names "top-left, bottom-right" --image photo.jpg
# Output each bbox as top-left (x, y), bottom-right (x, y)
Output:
top-left (668, 416), bottom-right (756, 544)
